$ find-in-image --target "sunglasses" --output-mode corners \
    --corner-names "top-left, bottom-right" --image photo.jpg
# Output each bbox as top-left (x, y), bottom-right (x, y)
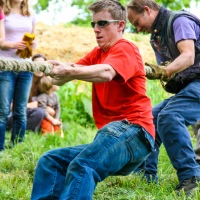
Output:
top-left (91, 20), bottom-right (120, 28)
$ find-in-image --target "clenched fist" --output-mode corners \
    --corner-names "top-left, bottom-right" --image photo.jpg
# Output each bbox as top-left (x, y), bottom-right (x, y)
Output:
top-left (144, 62), bottom-right (169, 81)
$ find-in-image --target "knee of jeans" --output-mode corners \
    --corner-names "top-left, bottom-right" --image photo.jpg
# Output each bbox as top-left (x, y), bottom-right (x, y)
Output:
top-left (69, 157), bottom-right (84, 170)
top-left (37, 150), bottom-right (56, 168)
top-left (69, 158), bottom-right (102, 182)
top-left (0, 108), bottom-right (10, 122)
top-left (13, 114), bottom-right (26, 123)
top-left (13, 109), bottom-right (27, 121)
top-left (69, 157), bottom-right (93, 172)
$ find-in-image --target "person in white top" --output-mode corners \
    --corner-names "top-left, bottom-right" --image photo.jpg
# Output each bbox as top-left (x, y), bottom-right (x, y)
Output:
top-left (0, 0), bottom-right (37, 151)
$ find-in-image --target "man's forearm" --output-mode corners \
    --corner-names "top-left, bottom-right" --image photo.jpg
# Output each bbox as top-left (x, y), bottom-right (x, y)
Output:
top-left (166, 53), bottom-right (194, 75)
top-left (51, 63), bottom-right (117, 86)
top-left (71, 65), bottom-right (115, 82)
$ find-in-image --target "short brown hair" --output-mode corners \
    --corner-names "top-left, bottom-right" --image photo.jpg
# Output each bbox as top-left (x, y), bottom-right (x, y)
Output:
top-left (88, 0), bottom-right (126, 23)
top-left (127, 0), bottom-right (160, 14)
top-left (32, 53), bottom-right (47, 61)
top-left (38, 76), bottom-right (53, 93)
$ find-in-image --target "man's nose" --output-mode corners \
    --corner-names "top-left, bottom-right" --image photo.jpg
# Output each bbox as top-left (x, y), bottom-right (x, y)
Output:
top-left (93, 25), bottom-right (100, 32)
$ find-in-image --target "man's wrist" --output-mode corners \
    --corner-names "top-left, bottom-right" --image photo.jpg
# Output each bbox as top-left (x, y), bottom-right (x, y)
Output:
top-left (166, 68), bottom-right (170, 77)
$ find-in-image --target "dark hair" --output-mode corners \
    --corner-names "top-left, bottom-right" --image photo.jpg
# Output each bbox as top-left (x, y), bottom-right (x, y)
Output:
top-left (32, 53), bottom-right (47, 61)
top-left (127, 0), bottom-right (160, 14)
top-left (88, 0), bottom-right (126, 23)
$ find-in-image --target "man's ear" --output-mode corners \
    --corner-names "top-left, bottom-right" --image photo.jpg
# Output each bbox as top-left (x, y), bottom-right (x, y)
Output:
top-left (118, 20), bottom-right (126, 32)
top-left (143, 6), bottom-right (151, 14)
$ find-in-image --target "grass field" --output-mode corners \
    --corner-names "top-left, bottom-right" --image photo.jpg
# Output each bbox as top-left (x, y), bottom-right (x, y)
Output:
top-left (0, 25), bottom-right (199, 199)
top-left (0, 80), bottom-right (199, 200)
top-left (0, 122), bottom-right (198, 200)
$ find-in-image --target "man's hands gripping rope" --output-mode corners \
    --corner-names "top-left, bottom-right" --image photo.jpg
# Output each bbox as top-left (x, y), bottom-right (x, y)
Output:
top-left (144, 62), bottom-right (173, 82)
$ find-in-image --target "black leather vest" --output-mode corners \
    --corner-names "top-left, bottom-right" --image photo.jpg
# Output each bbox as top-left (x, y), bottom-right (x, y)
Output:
top-left (150, 6), bottom-right (200, 93)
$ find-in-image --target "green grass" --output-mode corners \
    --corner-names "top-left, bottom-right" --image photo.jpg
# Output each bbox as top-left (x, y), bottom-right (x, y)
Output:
top-left (0, 122), bottom-right (199, 200)
top-left (0, 80), bottom-right (199, 199)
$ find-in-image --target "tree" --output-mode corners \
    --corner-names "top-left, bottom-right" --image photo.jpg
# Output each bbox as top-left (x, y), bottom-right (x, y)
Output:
top-left (35, 0), bottom-right (198, 11)
top-left (70, 0), bottom-right (198, 26)
top-left (34, 0), bottom-right (65, 12)
top-left (157, 0), bottom-right (192, 10)
top-left (34, 0), bottom-right (199, 26)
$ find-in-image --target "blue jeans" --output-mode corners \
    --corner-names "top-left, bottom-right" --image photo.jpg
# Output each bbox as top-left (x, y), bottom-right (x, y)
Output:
top-left (142, 79), bottom-right (200, 183)
top-left (31, 120), bottom-right (154, 200)
top-left (0, 71), bottom-right (33, 150)
top-left (7, 108), bottom-right (45, 133)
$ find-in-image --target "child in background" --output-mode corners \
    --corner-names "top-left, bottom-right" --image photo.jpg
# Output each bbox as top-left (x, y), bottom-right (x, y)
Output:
top-left (37, 76), bottom-right (62, 135)
top-left (6, 53), bottom-right (46, 133)
top-left (28, 53), bottom-right (46, 103)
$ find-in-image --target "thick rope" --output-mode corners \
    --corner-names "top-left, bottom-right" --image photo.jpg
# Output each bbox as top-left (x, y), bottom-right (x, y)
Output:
top-left (0, 57), bottom-right (53, 75)
top-left (0, 57), bottom-right (154, 77)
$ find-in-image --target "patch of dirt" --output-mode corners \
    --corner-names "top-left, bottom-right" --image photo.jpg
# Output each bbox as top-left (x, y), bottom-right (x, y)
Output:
top-left (34, 23), bottom-right (155, 63)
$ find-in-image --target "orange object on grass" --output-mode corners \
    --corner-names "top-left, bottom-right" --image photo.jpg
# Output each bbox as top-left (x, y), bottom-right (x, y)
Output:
top-left (41, 118), bottom-right (60, 136)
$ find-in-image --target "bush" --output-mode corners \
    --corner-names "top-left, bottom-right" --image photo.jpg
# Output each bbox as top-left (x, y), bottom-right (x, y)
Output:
top-left (57, 80), bottom-right (95, 128)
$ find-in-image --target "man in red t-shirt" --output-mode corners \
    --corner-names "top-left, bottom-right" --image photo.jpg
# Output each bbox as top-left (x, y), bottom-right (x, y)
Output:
top-left (31, 1), bottom-right (155, 199)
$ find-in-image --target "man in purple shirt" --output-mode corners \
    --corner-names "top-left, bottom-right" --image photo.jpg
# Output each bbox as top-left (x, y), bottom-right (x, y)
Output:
top-left (127, 0), bottom-right (200, 196)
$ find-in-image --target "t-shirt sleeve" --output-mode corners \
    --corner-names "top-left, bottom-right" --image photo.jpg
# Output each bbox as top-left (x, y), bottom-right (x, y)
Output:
top-left (102, 41), bottom-right (144, 82)
top-left (76, 47), bottom-right (100, 65)
top-left (76, 40), bottom-right (144, 83)
top-left (173, 16), bottom-right (198, 43)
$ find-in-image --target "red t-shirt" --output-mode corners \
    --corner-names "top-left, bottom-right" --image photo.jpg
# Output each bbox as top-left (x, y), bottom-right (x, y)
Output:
top-left (77, 39), bottom-right (155, 139)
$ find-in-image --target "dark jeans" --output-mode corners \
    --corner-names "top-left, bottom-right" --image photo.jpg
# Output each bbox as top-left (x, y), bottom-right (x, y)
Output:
top-left (7, 108), bottom-right (45, 133)
top-left (137, 79), bottom-right (200, 183)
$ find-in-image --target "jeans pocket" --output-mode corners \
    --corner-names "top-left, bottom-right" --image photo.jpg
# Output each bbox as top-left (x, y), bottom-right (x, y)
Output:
top-left (97, 120), bottom-right (129, 138)
top-left (126, 131), bottom-right (151, 163)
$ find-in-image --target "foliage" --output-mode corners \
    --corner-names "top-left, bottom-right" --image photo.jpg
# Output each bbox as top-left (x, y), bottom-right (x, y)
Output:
top-left (57, 80), bottom-right (95, 128)
top-left (146, 79), bottom-right (172, 106)
top-left (34, 0), bottom-right (197, 25)
top-left (33, 0), bottom-right (49, 11)
top-left (157, 0), bottom-right (193, 10)
top-left (70, 0), bottom-right (197, 29)
top-left (34, 0), bottom-right (64, 11)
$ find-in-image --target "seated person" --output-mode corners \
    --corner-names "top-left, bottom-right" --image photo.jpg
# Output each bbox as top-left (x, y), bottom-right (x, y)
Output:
top-left (36, 76), bottom-right (61, 135)
top-left (6, 53), bottom-right (46, 132)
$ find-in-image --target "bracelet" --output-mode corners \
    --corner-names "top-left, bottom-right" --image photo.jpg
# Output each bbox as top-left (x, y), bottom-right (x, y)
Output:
top-left (0, 12), bottom-right (4, 20)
